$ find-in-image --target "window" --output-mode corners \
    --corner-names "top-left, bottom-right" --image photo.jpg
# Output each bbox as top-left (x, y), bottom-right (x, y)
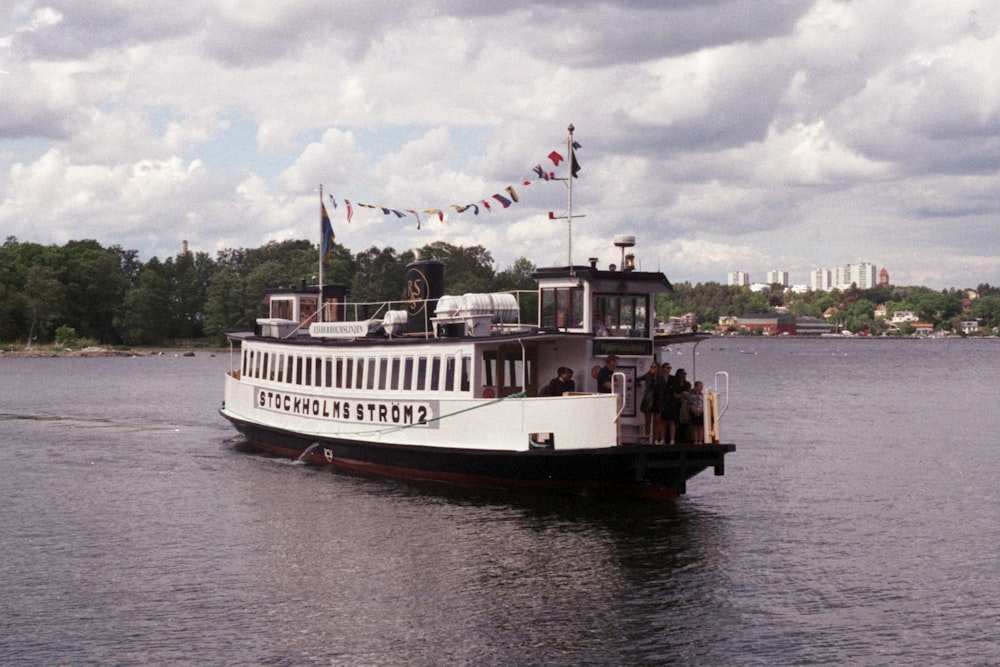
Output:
top-left (324, 357), bottom-right (333, 387)
top-left (540, 287), bottom-right (584, 329)
top-left (345, 358), bottom-right (354, 389)
top-left (403, 357), bottom-right (414, 390)
top-left (390, 357), bottom-right (401, 390)
top-left (378, 358), bottom-right (388, 390)
top-left (592, 294), bottom-right (649, 336)
top-left (461, 356), bottom-right (471, 392)
top-left (355, 357), bottom-right (365, 389)
top-left (430, 357), bottom-right (441, 391)
top-left (366, 357), bottom-right (376, 389)
top-left (445, 357), bottom-right (455, 392)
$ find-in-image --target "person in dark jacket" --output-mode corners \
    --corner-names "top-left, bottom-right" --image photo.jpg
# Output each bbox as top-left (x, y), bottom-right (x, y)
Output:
top-left (541, 367), bottom-right (575, 396)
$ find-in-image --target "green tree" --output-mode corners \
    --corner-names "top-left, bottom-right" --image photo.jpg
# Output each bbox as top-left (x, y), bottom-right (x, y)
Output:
top-left (115, 258), bottom-right (172, 345)
top-left (23, 265), bottom-right (63, 344)
top-left (204, 266), bottom-right (247, 340)
top-left (415, 242), bottom-right (495, 294)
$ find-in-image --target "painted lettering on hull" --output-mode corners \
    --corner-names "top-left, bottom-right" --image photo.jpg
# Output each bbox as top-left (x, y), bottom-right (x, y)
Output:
top-left (255, 388), bottom-right (435, 427)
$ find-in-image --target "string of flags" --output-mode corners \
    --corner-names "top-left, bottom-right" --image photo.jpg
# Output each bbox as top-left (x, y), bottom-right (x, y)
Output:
top-left (323, 140), bottom-right (581, 230)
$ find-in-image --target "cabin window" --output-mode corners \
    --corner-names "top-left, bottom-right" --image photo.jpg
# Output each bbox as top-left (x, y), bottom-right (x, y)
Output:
top-left (335, 358), bottom-right (344, 388)
top-left (540, 286), bottom-right (583, 329)
top-left (445, 357), bottom-right (456, 392)
top-left (272, 298), bottom-right (293, 320)
top-left (303, 356), bottom-right (312, 385)
top-left (366, 357), bottom-right (376, 389)
top-left (430, 357), bottom-right (441, 391)
top-left (390, 357), bottom-right (401, 390)
top-left (276, 354), bottom-right (285, 382)
top-left (345, 358), bottom-right (354, 389)
top-left (402, 357), bottom-right (414, 390)
top-left (461, 356), bottom-right (471, 392)
top-left (324, 357), bottom-right (333, 387)
top-left (592, 293), bottom-right (650, 336)
top-left (287, 355), bottom-right (295, 384)
top-left (295, 356), bottom-right (303, 385)
top-left (378, 358), bottom-right (388, 390)
top-left (354, 358), bottom-right (365, 389)
top-left (314, 358), bottom-right (322, 386)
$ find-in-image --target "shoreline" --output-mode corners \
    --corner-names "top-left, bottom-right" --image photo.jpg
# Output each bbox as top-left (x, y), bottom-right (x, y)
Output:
top-left (0, 345), bottom-right (229, 358)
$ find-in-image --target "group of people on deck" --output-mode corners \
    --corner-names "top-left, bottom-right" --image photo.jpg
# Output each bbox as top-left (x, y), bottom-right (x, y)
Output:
top-left (637, 359), bottom-right (705, 445)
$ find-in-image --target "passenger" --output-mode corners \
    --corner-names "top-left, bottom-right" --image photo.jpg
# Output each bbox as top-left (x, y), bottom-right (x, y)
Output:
top-left (672, 368), bottom-right (692, 443)
top-left (654, 362), bottom-right (673, 443)
top-left (660, 364), bottom-right (685, 444)
top-left (596, 354), bottom-right (618, 393)
top-left (541, 367), bottom-right (576, 396)
top-left (637, 361), bottom-right (664, 444)
top-left (688, 380), bottom-right (705, 444)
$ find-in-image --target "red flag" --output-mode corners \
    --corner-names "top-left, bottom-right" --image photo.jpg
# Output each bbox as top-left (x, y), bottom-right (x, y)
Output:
top-left (548, 151), bottom-right (564, 166)
top-left (345, 199), bottom-right (353, 223)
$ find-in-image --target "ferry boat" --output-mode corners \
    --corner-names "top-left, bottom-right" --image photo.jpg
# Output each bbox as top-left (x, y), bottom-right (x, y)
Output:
top-left (220, 249), bottom-right (735, 500)
top-left (220, 127), bottom-right (735, 499)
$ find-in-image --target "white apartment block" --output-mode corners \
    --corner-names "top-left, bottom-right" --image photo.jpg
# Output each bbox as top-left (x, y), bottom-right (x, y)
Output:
top-left (727, 271), bottom-right (750, 287)
top-left (834, 262), bottom-right (879, 289)
top-left (766, 270), bottom-right (789, 286)
top-left (810, 268), bottom-right (832, 291)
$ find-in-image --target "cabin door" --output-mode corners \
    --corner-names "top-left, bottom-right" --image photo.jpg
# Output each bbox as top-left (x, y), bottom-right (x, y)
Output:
top-left (486, 344), bottom-right (538, 397)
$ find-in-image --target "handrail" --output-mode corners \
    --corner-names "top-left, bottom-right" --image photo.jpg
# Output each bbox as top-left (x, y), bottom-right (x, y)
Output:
top-left (612, 371), bottom-right (627, 422)
top-left (714, 371), bottom-right (730, 420)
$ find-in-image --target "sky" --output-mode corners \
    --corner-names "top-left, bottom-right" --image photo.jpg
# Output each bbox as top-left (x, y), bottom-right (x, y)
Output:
top-left (1, 0), bottom-right (998, 290)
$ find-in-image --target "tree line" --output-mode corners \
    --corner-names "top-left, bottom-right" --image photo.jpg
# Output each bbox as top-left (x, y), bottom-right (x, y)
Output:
top-left (0, 236), bottom-right (536, 347)
top-left (3, 234), bottom-right (998, 347)
top-left (659, 281), bottom-right (1000, 335)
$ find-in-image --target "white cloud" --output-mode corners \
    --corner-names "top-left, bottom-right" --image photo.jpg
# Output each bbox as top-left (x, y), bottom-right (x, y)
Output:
top-left (0, 0), bottom-right (997, 289)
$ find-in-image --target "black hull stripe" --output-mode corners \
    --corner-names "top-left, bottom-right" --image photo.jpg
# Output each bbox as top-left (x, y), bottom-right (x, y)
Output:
top-left (221, 411), bottom-right (734, 499)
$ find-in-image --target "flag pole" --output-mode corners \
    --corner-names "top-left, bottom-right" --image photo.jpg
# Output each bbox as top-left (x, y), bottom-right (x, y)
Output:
top-left (318, 184), bottom-right (324, 323)
top-left (566, 123), bottom-right (574, 274)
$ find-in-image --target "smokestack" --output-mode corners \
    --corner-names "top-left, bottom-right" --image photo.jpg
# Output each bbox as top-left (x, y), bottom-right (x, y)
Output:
top-left (182, 240), bottom-right (189, 255)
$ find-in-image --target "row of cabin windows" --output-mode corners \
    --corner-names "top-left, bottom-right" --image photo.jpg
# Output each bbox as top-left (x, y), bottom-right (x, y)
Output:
top-left (540, 288), bottom-right (650, 336)
top-left (242, 348), bottom-right (471, 393)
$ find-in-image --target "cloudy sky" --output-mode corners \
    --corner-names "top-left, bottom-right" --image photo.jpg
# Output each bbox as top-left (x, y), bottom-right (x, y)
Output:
top-left (1, 1), bottom-right (997, 289)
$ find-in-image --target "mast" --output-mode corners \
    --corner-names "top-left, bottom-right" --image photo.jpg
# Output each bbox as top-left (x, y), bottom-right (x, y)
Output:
top-left (547, 123), bottom-right (585, 275)
top-left (318, 184), bottom-right (324, 323)
top-left (566, 123), bottom-right (574, 271)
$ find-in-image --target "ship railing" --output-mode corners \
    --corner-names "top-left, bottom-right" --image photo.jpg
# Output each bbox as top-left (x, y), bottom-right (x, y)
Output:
top-left (315, 289), bottom-right (541, 335)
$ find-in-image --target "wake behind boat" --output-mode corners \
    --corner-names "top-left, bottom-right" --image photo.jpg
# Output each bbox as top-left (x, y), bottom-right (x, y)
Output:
top-left (220, 127), bottom-right (735, 500)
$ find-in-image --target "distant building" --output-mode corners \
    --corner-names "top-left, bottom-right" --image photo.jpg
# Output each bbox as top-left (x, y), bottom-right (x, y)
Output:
top-left (795, 317), bottom-right (837, 335)
top-left (737, 313), bottom-right (796, 335)
top-left (961, 321), bottom-right (980, 334)
top-left (810, 268), bottom-right (832, 291)
top-left (892, 310), bottom-right (919, 323)
top-left (834, 262), bottom-right (878, 289)
top-left (728, 271), bottom-right (750, 287)
top-left (766, 270), bottom-right (789, 287)
top-left (879, 267), bottom-right (890, 287)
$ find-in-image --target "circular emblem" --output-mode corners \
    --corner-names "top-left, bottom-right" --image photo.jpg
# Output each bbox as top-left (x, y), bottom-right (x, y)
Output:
top-left (407, 267), bottom-right (430, 315)
top-left (482, 387), bottom-right (496, 399)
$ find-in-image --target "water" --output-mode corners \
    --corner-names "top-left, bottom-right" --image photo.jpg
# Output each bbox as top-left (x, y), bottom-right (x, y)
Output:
top-left (1, 339), bottom-right (998, 665)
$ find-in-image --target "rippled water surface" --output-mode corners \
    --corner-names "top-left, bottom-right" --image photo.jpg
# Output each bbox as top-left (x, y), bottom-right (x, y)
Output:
top-left (2, 339), bottom-right (998, 665)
